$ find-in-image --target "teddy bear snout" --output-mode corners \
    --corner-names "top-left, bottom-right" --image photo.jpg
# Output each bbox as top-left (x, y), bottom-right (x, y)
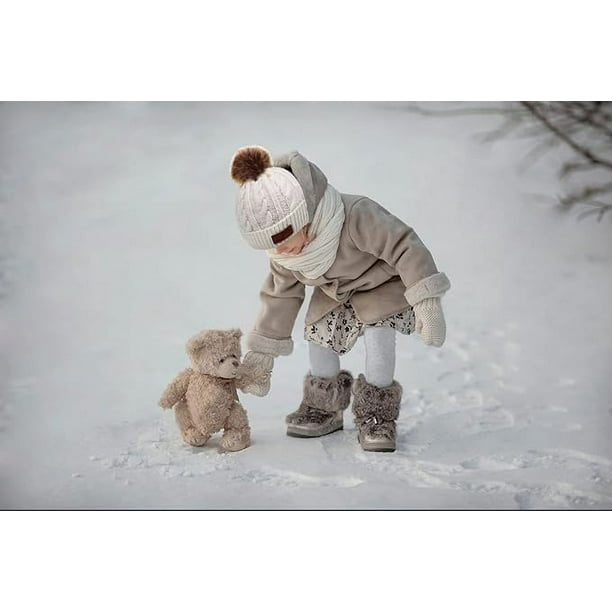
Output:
top-left (232, 359), bottom-right (239, 368)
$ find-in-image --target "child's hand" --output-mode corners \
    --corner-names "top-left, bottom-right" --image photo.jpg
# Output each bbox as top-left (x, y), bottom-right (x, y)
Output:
top-left (237, 351), bottom-right (274, 396)
top-left (413, 298), bottom-right (446, 347)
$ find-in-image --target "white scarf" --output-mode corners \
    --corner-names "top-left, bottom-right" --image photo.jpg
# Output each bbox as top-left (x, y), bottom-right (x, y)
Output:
top-left (266, 183), bottom-right (345, 279)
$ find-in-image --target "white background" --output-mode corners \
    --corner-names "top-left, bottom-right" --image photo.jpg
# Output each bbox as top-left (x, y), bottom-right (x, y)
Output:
top-left (1, 1), bottom-right (611, 610)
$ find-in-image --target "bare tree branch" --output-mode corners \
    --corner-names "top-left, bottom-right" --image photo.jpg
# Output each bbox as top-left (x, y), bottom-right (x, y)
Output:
top-left (520, 101), bottom-right (612, 171)
top-left (403, 103), bottom-right (525, 117)
top-left (561, 160), bottom-right (603, 177)
top-left (564, 102), bottom-right (612, 141)
top-left (517, 135), bottom-right (561, 173)
top-left (559, 181), bottom-right (612, 207)
top-left (474, 115), bottom-right (524, 143)
top-left (576, 202), bottom-right (612, 222)
top-left (404, 101), bottom-right (612, 222)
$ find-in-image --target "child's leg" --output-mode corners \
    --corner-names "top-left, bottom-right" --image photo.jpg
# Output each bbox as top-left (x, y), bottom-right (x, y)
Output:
top-left (363, 326), bottom-right (396, 387)
top-left (286, 342), bottom-right (351, 438)
top-left (308, 341), bottom-right (341, 378)
top-left (353, 326), bottom-right (401, 452)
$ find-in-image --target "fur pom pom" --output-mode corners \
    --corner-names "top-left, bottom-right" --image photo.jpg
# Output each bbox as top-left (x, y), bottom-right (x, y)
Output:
top-left (230, 145), bottom-right (272, 185)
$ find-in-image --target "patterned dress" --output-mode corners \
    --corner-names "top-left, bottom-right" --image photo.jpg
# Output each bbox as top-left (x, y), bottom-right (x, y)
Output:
top-left (304, 301), bottom-right (415, 355)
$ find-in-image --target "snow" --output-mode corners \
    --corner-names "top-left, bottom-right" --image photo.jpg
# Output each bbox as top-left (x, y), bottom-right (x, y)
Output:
top-left (1, 101), bottom-right (611, 509)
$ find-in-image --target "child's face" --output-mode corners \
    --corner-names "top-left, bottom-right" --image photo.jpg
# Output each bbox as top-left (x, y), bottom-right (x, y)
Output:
top-left (273, 225), bottom-right (310, 255)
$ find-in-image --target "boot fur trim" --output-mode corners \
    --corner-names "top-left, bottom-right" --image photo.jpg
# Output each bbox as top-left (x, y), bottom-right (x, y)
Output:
top-left (303, 369), bottom-right (353, 413)
top-left (352, 374), bottom-right (402, 422)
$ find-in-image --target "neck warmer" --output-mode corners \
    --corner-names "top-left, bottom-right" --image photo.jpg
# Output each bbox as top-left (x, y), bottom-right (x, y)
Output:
top-left (266, 183), bottom-right (345, 279)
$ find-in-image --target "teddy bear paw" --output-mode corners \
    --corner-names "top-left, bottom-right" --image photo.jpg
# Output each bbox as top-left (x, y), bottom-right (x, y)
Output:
top-left (219, 430), bottom-right (250, 453)
top-left (181, 427), bottom-right (210, 447)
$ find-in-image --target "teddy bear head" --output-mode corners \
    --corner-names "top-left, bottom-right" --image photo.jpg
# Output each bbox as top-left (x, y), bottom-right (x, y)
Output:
top-left (186, 328), bottom-right (243, 378)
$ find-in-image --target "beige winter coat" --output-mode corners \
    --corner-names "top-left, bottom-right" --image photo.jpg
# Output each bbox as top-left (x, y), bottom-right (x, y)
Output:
top-left (246, 152), bottom-right (450, 357)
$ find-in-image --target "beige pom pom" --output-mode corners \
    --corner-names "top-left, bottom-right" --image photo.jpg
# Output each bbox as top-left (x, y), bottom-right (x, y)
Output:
top-left (230, 145), bottom-right (272, 185)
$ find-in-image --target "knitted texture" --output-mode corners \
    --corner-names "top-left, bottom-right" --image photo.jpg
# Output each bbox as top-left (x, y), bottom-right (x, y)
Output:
top-left (413, 297), bottom-right (446, 347)
top-left (238, 351), bottom-right (274, 397)
top-left (235, 166), bottom-right (303, 230)
top-left (266, 182), bottom-right (345, 279)
top-left (235, 164), bottom-right (309, 250)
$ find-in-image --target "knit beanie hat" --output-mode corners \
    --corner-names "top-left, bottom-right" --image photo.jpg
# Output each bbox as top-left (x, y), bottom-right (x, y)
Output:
top-left (230, 145), bottom-right (309, 250)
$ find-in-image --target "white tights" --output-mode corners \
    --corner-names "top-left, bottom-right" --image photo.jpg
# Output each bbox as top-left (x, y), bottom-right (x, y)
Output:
top-left (308, 326), bottom-right (396, 387)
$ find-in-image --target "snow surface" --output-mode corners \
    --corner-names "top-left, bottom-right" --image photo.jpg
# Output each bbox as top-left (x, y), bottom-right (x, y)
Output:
top-left (1, 101), bottom-right (611, 509)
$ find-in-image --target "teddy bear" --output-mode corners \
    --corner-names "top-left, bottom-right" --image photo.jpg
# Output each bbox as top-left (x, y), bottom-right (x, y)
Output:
top-left (158, 328), bottom-right (270, 452)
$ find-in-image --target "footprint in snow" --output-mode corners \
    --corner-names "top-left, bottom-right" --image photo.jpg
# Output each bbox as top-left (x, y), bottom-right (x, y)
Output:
top-left (457, 448), bottom-right (612, 507)
top-left (514, 483), bottom-right (612, 509)
top-left (237, 467), bottom-right (364, 489)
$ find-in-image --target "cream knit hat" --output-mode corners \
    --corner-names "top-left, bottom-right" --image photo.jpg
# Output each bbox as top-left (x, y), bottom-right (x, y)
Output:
top-left (230, 145), bottom-right (309, 250)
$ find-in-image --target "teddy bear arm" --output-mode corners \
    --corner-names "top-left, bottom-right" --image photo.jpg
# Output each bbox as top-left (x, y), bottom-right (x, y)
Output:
top-left (158, 368), bottom-right (193, 409)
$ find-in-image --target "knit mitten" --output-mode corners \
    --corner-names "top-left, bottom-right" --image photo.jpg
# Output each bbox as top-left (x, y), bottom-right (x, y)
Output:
top-left (238, 351), bottom-right (274, 396)
top-left (413, 297), bottom-right (446, 347)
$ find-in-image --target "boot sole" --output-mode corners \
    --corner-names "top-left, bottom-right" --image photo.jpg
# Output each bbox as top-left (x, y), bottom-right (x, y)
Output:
top-left (358, 435), bottom-right (396, 452)
top-left (286, 423), bottom-right (343, 438)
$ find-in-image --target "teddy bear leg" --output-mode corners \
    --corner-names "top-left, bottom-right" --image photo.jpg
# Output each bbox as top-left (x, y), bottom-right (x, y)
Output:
top-left (175, 400), bottom-right (210, 447)
top-left (219, 401), bottom-right (251, 452)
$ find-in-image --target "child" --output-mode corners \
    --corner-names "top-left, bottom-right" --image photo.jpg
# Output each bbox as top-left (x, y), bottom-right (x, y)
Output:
top-left (229, 146), bottom-right (450, 452)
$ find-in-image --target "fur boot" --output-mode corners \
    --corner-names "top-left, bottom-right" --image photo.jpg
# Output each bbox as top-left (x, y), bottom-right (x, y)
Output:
top-left (352, 374), bottom-right (402, 452)
top-left (286, 370), bottom-right (353, 438)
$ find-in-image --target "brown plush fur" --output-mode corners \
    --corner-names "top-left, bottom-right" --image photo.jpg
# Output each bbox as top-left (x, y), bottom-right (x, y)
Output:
top-left (230, 145), bottom-right (272, 185)
top-left (285, 370), bottom-right (353, 426)
top-left (158, 328), bottom-right (269, 452)
top-left (351, 374), bottom-right (402, 422)
top-left (302, 370), bottom-right (353, 413)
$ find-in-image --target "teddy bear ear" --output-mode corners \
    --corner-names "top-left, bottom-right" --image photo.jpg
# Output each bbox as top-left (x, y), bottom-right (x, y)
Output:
top-left (230, 328), bottom-right (243, 340)
top-left (186, 330), bottom-right (209, 355)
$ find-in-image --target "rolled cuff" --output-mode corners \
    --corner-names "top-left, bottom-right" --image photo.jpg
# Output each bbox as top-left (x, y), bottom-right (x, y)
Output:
top-left (404, 272), bottom-right (451, 306)
top-left (247, 331), bottom-right (294, 357)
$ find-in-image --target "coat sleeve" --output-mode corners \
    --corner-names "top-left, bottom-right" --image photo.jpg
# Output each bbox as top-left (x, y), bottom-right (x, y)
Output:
top-left (348, 197), bottom-right (450, 306)
top-left (246, 260), bottom-right (306, 357)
